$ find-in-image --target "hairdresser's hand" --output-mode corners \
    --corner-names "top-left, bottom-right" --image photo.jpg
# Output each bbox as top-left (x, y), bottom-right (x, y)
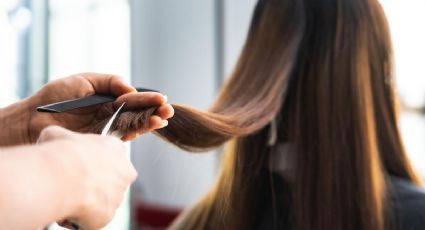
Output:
top-left (13, 73), bottom-right (173, 145)
top-left (37, 126), bottom-right (137, 230)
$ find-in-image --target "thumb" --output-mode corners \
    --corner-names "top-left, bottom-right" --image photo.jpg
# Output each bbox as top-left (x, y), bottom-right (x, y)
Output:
top-left (37, 125), bottom-right (76, 143)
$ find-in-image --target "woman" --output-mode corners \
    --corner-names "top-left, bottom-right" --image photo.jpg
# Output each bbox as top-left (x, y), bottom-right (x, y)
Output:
top-left (113, 0), bottom-right (425, 229)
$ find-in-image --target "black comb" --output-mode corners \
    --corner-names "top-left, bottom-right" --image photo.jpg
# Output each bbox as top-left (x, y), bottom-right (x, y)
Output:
top-left (37, 87), bottom-right (159, 113)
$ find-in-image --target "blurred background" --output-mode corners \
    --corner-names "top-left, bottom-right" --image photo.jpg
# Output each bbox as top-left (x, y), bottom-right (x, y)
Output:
top-left (0, 0), bottom-right (424, 229)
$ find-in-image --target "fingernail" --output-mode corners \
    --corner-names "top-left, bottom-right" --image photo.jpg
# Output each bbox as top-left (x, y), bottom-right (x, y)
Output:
top-left (163, 95), bottom-right (168, 103)
top-left (122, 133), bottom-right (135, 141)
top-left (129, 133), bottom-right (138, 140)
top-left (121, 134), bottom-right (128, 141)
top-left (160, 120), bottom-right (168, 128)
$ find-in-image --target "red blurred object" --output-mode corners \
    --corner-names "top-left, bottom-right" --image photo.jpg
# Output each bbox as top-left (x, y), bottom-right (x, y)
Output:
top-left (133, 202), bottom-right (182, 230)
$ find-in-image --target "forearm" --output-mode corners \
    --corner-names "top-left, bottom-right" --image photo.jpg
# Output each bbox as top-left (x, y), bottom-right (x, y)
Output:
top-left (0, 142), bottom-right (76, 229)
top-left (0, 99), bottom-right (33, 146)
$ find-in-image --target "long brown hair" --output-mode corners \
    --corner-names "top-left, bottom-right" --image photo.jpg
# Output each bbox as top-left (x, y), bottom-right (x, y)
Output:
top-left (107, 0), bottom-right (423, 229)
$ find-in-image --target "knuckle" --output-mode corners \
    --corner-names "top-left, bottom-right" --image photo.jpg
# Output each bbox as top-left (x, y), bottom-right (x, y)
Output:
top-left (131, 170), bottom-right (138, 182)
top-left (129, 164), bottom-right (138, 181)
top-left (126, 166), bottom-right (138, 182)
top-left (39, 125), bottom-right (61, 140)
top-left (110, 75), bottom-right (123, 81)
top-left (42, 125), bottom-right (60, 133)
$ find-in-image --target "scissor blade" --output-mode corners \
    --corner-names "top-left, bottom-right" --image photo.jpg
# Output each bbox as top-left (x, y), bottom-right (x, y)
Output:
top-left (101, 102), bottom-right (126, 136)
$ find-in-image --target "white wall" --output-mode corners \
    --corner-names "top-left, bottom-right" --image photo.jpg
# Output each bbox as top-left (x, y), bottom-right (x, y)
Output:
top-left (223, 0), bottom-right (257, 76)
top-left (130, 0), bottom-right (219, 208)
top-left (129, 0), bottom-right (258, 209)
top-left (379, 0), bottom-right (425, 176)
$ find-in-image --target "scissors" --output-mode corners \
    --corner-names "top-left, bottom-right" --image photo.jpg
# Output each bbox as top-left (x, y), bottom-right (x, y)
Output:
top-left (101, 102), bottom-right (126, 136)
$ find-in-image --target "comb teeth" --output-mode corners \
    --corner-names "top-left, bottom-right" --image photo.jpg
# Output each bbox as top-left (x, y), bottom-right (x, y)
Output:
top-left (36, 95), bottom-right (116, 113)
top-left (36, 87), bottom-right (160, 113)
top-left (36, 107), bottom-right (61, 113)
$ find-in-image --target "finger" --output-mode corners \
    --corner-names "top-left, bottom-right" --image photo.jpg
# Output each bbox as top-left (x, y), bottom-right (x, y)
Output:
top-left (58, 219), bottom-right (81, 230)
top-left (37, 125), bottom-right (75, 143)
top-left (80, 73), bottom-right (136, 96)
top-left (121, 132), bottom-right (137, 142)
top-left (120, 116), bottom-right (167, 141)
top-left (148, 115), bottom-right (166, 131)
top-left (115, 92), bottom-right (166, 110)
top-left (57, 220), bottom-right (71, 228)
top-left (155, 104), bottom-right (174, 120)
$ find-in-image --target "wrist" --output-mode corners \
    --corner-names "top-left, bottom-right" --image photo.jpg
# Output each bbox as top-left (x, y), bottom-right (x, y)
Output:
top-left (0, 142), bottom-right (80, 228)
top-left (0, 98), bottom-right (34, 146)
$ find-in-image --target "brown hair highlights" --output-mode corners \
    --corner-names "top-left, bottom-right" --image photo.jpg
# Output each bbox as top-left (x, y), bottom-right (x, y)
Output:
top-left (105, 0), bottom-right (423, 229)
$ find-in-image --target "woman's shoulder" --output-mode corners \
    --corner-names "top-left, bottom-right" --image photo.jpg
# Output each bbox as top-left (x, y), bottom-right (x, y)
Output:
top-left (389, 176), bottom-right (425, 230)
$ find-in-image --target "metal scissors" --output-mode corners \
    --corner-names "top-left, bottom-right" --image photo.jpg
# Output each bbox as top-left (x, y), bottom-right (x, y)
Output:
top-left (101, 102), bottom-right (126, 136)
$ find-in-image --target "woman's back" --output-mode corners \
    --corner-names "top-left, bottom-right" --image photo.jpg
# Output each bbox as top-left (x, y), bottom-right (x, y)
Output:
top-left (258, 175), bottom-right (425, 230)
top-left (390, 176), bottom-right (425, 230)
